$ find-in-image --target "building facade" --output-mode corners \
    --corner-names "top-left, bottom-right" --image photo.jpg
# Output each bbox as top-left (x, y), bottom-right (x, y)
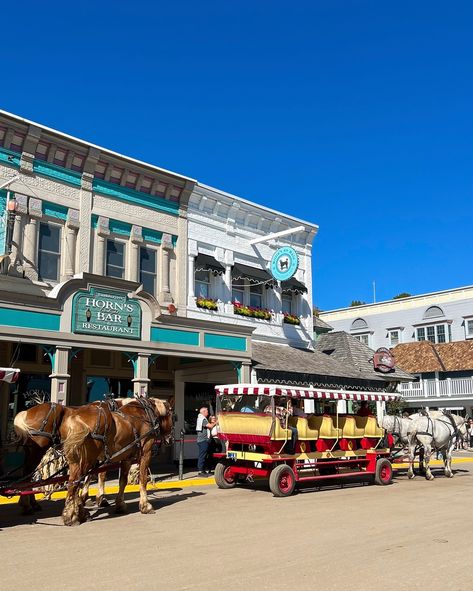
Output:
top-left (320, 287), bottom-right (473, 411)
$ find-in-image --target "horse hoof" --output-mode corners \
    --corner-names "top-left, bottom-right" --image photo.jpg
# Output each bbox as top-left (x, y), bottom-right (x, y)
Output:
top-left (140, 503), bottom-right (155, 514)
top-left (97, 497), bottom-right (110, 508)
top-left (408, 474), bottom-right (415, 480)
top-left (115, 503), bottom-right (128, 515)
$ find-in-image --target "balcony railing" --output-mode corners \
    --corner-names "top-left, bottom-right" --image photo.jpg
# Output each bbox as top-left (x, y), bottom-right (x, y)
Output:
top-left (399, 377), bottom-right (473, 399)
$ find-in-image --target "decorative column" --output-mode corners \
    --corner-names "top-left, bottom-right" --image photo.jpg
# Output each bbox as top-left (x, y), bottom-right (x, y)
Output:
top-left (94, 216), bottom-right (110, 276)
top-left (50, 346), bottom-right (71, 405)
top-left (8, 193), bottom-right (28, 277)
top-left (132, 353), bottom-right (151, 397)
top-left (128, 225), bottom-right (143, 282)
top-left (187, 239), bottom-right (198, 307)
top-left (62, 208), bottom-right (80, 281)
top-left (240, 362), bottom-right (251, 383)
top-left (159, 233), bottom-right (174, 304)
top-left (78, 171), bottom-right (95, 272)
top-left (23, 197), bottom-right (42, 281)
top-left (223, 250), bottom-right (234, 313)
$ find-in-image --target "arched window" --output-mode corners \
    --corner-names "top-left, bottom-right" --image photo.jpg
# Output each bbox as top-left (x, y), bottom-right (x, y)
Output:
top-left (423, 306), bottom-right (444, 319)
top-left (351, 318), bottom-right (368, 331)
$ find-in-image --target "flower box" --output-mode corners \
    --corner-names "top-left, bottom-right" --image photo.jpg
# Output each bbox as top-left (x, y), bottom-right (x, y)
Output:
top-left (233, 302), bottom-right (272, 321)
top-left (283, 313), bottom-right (301, 326)
top-left (196, 297), bottom-right (219, 311)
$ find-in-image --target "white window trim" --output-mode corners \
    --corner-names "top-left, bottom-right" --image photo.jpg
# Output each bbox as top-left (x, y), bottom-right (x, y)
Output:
top-left (106, 237), bottom-right (127, 279)
top-left (465, 318), bottom-right (473, 339)
top-left (388, 329), bottom-right (402, 347)
top-left (415, 323), bottom-right (450, 344)
top-left (37, 219), bottom-right (63, 284)
top-left (231, 280), bottom-right (267, 309)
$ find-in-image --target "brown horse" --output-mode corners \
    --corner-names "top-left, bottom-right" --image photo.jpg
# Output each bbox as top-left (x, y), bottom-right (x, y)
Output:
top-left (62, 397), bottom-right (173, 526)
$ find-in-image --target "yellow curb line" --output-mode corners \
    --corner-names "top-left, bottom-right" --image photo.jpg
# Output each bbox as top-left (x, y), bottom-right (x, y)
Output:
top-left (1, 457), bottom-right (472, 506)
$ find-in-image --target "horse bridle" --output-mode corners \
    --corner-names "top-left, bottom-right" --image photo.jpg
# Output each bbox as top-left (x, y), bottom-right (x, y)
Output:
top-left (28, 402), bottom-right (60, 443)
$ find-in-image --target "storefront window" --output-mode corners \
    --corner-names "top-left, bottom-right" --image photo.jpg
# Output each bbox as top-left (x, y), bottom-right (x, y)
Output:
top-left (38, 222), bottom-right (61, 282)
top-left (86, 376), bottom-right (134, 401)
top-left (184, 383), bottom-right (216, 434)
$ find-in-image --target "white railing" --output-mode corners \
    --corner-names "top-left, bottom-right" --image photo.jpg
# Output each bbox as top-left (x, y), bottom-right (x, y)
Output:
top-left (399, 377), bottom-right (473, 399)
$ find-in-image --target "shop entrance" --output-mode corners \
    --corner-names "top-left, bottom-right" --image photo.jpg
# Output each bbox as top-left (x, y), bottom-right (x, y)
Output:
top-left (183, 382), bottom-right (217, 434)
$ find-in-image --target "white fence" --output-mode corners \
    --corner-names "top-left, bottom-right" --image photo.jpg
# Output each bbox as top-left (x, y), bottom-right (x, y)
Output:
top-left (399, 377), bottom-right (473, 399)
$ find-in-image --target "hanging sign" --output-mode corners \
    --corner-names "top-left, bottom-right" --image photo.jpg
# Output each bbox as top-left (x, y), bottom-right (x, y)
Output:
top-left (373, 348), bottom-right (395, 373)
top-left (72, 288), bottom-right (142, 340)
top-left (270, 246), bottom-right (299, 281)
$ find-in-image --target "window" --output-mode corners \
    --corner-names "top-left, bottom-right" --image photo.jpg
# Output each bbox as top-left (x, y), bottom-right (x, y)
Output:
top-left (389, 330), bottom-right (401, 346)
top-left (249, 284), bottom-right (262, 308)
top-left (232, 277), bottom-right (245, 304)
top-left (139, 247), bottom-right (157, 295)
top-left (106, 240), bottom-right (125, 278)
top-left (195, 270), bottom-right (211, 298)
top-left (466, 319), bottom-right (473, 339)
top-left (282, 292), bottom-right (293, 315)
top-left (416, 324), bottom-right (450, 343)
top-left (351, 318), bottom-right (368, 330)
top-left (38, 223), bottom-right (61, 282)
top-left (424, 306), bottom-right (444, 319)
top-left (354, 334), bottom-right (369, 346)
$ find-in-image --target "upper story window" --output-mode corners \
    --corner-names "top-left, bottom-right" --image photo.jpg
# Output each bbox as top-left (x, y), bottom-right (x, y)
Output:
top-left (249, 284), bottom-right (263, 308)
top-left (351, 318), bottom-right (368, 331)
top-left (38, 222), bottom-right (61, 282)
top-left (466, 319), bottom-right (473, 339)
top-left (416, 324), bottom-right (450, 344)
top-left (388, 329), bottom-right (401, 346)
top-left (423, 306), bottom-right (444, 319)
top-left (282, 292), bottom-right (293, 315)
top-left (195, 270), bottom-right (211, 298)
top-left (106, 240), bottom-right (125, 278)
top-left (139, 247), bottom-right (157, 296)
top-left (232, 277), bottom-right (245, 304)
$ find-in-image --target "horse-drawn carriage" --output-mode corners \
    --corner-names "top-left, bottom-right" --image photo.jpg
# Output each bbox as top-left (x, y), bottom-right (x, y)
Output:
top-left (213, 383), bottom-right (399, 496)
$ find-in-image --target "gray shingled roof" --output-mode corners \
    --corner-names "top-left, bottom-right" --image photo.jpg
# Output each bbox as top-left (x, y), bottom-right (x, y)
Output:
top-left (314, 331), bottom-right (412, 382)
top-left (313, 316), bottom-right (333, 330)
top-left (251, 341), bottom-right (364, 381)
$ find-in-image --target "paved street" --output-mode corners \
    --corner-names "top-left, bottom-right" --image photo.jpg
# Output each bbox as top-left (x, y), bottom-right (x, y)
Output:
top-left (1, 462), bottom-right (472, 591)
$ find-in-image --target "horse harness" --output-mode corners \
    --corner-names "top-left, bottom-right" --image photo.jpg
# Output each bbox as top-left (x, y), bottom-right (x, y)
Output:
top-left (29, 402), bottom-right (60, 443)
top-left (416, 413), bottom-right (462, 445)
top-left (90, 402), bottom-right (112, 462)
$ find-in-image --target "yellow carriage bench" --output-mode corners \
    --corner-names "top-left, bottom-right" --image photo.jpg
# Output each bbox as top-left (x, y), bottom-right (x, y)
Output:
top-left (214, 384), bottom-right (401, 497)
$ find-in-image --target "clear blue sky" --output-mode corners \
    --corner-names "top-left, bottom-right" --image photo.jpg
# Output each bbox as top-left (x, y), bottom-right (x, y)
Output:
top-left (2, 1), bottom-right (472, 310)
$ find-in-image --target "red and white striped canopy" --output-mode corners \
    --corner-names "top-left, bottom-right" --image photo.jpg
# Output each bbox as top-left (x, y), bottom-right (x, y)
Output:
top-left (0, 368), bottom-right (20, 384)
top-left (215, 383), bottom-right (401, 402)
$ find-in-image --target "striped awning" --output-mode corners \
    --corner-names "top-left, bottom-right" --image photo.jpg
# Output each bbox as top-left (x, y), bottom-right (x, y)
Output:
top-left (0, 368), bottom-right (20, 384)
top-left (215, 383), bottom-right (401, 402)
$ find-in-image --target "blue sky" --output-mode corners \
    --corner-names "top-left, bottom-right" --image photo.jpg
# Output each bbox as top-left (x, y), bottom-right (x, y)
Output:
top-left (2, 1), bottom-right (472, 310)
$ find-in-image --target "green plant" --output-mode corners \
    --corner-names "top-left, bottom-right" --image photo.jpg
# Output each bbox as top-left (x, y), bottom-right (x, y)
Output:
top-left (283, 313), bottom-right (301, 325)
top-left (233, 302), bottom-right (272, 321)
top-left (196, 296), bottom-right (218, 311)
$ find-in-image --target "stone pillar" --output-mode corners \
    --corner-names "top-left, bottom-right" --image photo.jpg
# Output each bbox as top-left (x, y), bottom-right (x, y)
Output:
top-left (50, 346), bottom-right (71, 405)
top-left (128, 225), bottom-right (143, 282)
top-left (23, 197), bottom-right (42, 281)
top-left (132, 353), bottom-right (151, 397)
top-left (159, 233), bottom-right (174, 304)
top-left (8, 193), bottom-right (28, 277)
top-left (78, 171), bottom-right (95, 272)
top-left (62, 209), bottom-right (80, 281)
top-left (241, 362), bottom-right (251, 383)
top-left (94, 216), bottom-right (110, 276)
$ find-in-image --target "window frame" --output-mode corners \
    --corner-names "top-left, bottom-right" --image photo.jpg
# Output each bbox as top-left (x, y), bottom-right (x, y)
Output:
top-left (37, 220), bottom-right (62, 283)
top-left (416, 323), bottom-right (450, 344)
top-left (388, 329), bottom-right (401, 347)
top-left (195, 269), bottom-right (211, 299)
top-left (466, 319), bottom-right (473, 339)
top-left (354, 333), bottom-right (370, 346)
top-left (105, 238), bottom-right (126, 279)
top-left (139, 245), bottom-right (158, 296)
top-left (281, 292), bottom-right (293, 315)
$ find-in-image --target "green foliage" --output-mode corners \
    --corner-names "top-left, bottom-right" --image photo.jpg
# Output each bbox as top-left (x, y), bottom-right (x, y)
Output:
top-left (350, 300), bottom-right (366, 307)
top-left (392, 292), bottom-right (411, 300)
top-left (386, 398), bottom-right (407, 415)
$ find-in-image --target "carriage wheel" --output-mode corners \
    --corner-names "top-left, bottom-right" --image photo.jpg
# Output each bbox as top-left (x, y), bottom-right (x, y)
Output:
top-left (269, 464), bottom-right (296, 497)
top-left (374, 458), bottom-right (393, 485)
top-left (215, 462), bottom-right (237, 489)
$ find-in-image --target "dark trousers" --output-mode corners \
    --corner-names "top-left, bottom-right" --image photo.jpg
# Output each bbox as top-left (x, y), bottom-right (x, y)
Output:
top-left (286, 426), bottom-right (298, 454)
top-left (197, 440), bottom-right (209, 472)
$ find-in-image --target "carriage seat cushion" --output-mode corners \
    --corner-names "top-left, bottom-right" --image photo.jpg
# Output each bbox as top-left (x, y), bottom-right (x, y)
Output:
top-left (309, 415), bottom-right (342, 439)
top-left (218, 413), bottom-right (272, 436)
top-left (336, 416), bottom-right (364, 438)
top-left (354, 416), bottom-right (384, 438)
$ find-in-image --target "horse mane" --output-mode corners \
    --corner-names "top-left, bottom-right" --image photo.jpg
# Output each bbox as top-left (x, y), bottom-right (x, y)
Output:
top-left (150, 398), bottom-right (169, 417)
top-left (13, 410), bottom-right (34, 443)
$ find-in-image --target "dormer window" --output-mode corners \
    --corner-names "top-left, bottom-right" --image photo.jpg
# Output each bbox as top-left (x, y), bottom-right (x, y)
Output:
top-left (423, 306), bottom-right (444, 319)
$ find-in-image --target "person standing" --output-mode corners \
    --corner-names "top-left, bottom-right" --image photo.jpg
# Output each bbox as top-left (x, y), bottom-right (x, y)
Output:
top-left (196, 407), bottom-right (215, 476)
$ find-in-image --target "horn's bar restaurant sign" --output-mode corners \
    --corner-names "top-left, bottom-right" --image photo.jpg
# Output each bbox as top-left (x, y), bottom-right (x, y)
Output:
top-left (72, 288), bottom-right (142, 340)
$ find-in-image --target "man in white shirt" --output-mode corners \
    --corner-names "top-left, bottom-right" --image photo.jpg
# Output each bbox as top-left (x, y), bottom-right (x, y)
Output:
top-left (196, 407), bottom-right (215, 476)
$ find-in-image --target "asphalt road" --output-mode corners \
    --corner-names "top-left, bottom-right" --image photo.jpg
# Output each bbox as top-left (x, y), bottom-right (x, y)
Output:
top-left (1, 463), bottom-right (472, 591)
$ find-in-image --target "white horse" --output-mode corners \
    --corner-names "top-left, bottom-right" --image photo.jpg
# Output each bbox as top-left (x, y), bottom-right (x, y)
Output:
top-left (407, 412), bottom-right (469, 480)
top-left (381, 415), bottom-right (413, 446)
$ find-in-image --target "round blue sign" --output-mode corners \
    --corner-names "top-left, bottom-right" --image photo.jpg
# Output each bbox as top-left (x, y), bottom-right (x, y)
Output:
top-left (270, 246), bottom-right (299, 281)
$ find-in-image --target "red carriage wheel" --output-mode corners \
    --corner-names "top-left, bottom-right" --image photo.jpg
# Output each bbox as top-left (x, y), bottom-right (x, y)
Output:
top-left (374, 458), bottom-right (393, 485)
top-left (215, 461), bottom-right (237, 489)
top-left (269, 464), bottom-right (296, 497)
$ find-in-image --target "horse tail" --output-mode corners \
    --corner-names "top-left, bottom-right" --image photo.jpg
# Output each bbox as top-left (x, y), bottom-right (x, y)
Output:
top-left (63, 418), bottom-right (91, 465)
top-left (13, 410), bottom-right (33, 444)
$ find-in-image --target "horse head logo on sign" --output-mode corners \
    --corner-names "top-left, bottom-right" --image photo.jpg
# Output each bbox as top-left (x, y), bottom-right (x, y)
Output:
top-left (373, 348), bottom-right (395, 373)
